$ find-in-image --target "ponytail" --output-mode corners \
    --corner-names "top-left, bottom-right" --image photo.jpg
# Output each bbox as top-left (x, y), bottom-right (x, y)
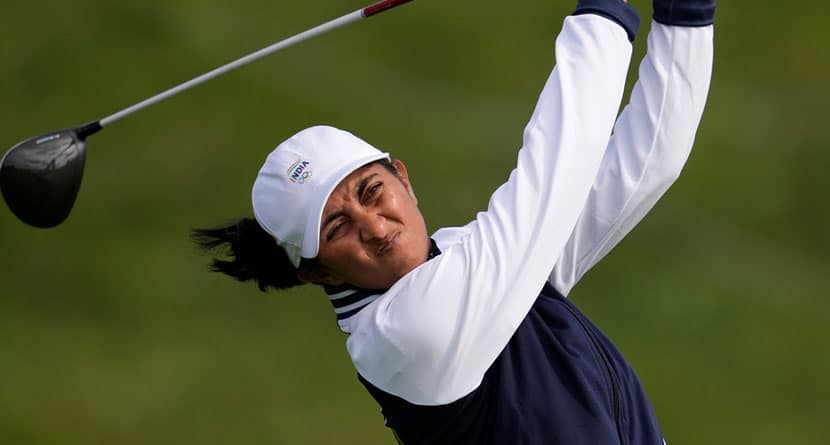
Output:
top-left (192, 218), bottom-right (305, 291)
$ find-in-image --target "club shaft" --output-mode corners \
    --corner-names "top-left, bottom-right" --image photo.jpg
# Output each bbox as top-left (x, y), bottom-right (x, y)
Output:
top-left (99, 0), bottom-right (414, 128)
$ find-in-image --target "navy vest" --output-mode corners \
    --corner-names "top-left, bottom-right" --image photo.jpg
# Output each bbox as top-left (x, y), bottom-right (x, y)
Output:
top-left (353, 246), bottom-right (664, 444)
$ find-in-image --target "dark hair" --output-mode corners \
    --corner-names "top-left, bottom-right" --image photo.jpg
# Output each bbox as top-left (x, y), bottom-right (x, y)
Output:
top-left (192, 218), bottom-right (306, 291)
top-left (192, 158), bottom-right (399, 292)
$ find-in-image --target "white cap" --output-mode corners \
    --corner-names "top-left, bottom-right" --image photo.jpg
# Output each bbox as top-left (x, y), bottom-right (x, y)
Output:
top-left (251, 126), bottom-right (389, 268)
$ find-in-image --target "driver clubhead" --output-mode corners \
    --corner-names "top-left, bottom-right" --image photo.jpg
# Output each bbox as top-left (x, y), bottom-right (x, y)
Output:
top-left (0, 129), bottom-right (87, 228)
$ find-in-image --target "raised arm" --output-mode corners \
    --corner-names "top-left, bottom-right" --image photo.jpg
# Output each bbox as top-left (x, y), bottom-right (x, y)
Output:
top-left (549, 0), bottom-right (716, 295)
top-left (349, 3), bottom-right (639, 405)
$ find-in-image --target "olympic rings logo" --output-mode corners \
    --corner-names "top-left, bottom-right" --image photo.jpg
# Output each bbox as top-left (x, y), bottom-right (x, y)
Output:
top-left (296, 171), bottom-right (312, 184)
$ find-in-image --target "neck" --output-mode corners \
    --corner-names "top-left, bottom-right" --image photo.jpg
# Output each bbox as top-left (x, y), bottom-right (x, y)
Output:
top-left (323, 239), bottom-right (441, 331)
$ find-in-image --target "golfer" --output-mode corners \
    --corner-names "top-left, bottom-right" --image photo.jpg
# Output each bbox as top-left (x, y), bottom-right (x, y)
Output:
top-left (194, 0), bottom-right (714, 442)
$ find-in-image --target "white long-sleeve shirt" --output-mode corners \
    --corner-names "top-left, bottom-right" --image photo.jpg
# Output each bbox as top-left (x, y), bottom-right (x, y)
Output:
top-left (324, 5), bottom-right (714, 443)
top-left (349, 13), bottom-right (635, 406)
top-left (550, 20), bottom-right (713, 296)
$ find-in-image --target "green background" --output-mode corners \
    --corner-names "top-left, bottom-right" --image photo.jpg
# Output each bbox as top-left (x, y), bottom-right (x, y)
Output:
top-left (1, 0), bottom-right (828, 443)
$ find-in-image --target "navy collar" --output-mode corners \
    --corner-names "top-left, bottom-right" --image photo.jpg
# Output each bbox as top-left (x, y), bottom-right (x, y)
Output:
top-left (324, 239), bottom-right (442, 327)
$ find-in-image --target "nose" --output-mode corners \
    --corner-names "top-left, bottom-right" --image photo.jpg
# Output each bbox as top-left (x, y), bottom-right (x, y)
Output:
top-left (357, 212), bottom-right (388, 243)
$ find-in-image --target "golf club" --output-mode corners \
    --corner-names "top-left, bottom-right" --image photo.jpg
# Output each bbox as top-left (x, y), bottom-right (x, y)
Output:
top-left (0, 0), bottom-right (415, 228)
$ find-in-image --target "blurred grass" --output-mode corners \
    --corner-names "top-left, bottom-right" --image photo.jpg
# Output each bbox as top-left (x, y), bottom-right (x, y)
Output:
top-left (1, 0), bottom-right (828, 443)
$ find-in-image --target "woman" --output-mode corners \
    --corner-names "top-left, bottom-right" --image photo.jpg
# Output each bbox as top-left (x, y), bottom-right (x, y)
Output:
top-left (194, 0), bottom-right (715, 443)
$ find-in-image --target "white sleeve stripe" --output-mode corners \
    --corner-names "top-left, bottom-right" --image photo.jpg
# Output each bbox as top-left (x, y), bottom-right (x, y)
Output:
top-left (334, 295), bottom-right (380, 315)
top-left (328, 289), bottom-right (357, 300)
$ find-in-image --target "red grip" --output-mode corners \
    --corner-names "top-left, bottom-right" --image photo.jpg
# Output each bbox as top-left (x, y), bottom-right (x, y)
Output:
top-left (362, 0), bottom-right (415, 17)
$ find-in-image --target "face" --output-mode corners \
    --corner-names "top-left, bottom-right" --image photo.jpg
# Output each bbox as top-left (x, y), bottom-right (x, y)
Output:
top-left (300, 159), bottom-right (430, 290)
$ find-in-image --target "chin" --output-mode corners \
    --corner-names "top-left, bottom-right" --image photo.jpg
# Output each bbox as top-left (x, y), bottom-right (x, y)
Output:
top-left (398, 255), bottom-right (425, 279)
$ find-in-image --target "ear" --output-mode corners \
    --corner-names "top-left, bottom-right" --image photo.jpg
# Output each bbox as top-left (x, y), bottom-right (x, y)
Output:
top-left (391, 159), bottom-right (417, 204)
top-left (296, 262), bottom-right (344, 287)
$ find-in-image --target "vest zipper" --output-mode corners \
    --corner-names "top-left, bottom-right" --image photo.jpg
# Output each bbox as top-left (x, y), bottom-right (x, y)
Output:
top-left (561, 300), bottom-right (627, 445)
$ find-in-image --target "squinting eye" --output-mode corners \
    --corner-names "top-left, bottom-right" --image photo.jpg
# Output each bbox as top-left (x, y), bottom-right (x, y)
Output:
top-left (327, 222), bottom-right (345, 241)
top-left (365, 183), bottom-right (382, 201)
